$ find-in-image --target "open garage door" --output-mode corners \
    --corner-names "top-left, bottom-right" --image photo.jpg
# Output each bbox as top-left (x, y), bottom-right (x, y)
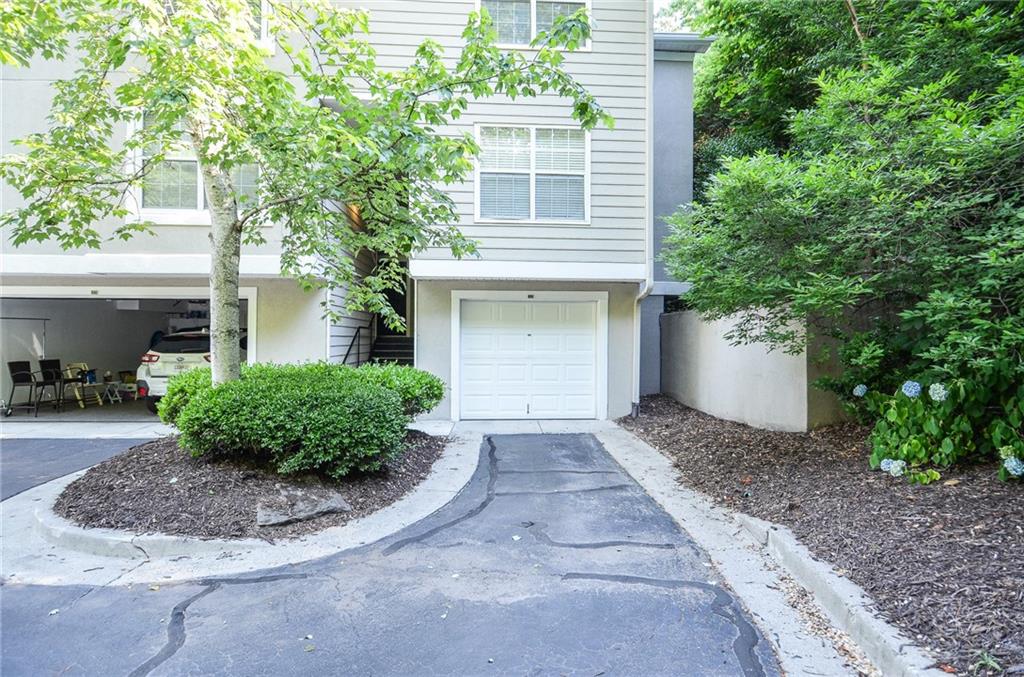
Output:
top-left (0, 290), bottom-right (251, 416)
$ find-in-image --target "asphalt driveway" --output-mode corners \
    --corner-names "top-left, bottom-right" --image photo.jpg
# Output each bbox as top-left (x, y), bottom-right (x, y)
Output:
top-left (0, 438), bottom-right (151, 500)
top-left (1, 433), bottom-right (780, 676)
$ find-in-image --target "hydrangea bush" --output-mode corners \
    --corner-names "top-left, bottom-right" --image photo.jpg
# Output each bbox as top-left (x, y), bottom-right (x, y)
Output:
top-left (861, 375), bottom-right (1024, 484)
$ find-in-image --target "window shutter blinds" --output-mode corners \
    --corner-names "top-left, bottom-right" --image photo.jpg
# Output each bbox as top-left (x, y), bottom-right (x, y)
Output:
top-left (480, 174), bottom-right (530, 219)
top-left (535, 175), bottom-right (584, 220)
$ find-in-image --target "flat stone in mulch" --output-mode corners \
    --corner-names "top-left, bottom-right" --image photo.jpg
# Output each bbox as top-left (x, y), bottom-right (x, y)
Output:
top-left (54, 431), bottom-right (446, 541)
top-left (619, 395), bottom-right (1023, 676)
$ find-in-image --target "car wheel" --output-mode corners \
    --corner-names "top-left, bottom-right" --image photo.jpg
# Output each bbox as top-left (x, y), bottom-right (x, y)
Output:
top-left (145, 396), bottom-right (161, 415)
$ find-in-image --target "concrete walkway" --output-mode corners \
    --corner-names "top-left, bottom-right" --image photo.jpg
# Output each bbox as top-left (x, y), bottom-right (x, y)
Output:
top-left (0, 399), bottom-right (173, 439)
top-left (2, 433), bottom-right (780, 676)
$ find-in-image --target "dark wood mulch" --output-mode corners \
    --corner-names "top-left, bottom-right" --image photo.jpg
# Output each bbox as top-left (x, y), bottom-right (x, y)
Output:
top-left (619, 395), bottom-right (1023, 676)
top-left (54, 431), bottom-right (447, 541)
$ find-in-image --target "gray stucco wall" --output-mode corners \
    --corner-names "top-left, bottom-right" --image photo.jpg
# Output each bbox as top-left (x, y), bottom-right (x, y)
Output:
top-left (640, 51), bottom-right (696, 396)
top-left (651, 54), bottom-right (695, 283)
top-left (639, 295), bottom-right (664, 395)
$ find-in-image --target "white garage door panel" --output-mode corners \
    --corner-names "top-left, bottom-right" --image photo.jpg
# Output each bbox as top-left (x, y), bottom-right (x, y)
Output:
top-left (460, 300), bottom-right (598, 419)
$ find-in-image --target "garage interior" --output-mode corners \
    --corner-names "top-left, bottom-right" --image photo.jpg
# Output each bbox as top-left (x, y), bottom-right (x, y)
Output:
top-left (0, 296), bottom-right (247, 419)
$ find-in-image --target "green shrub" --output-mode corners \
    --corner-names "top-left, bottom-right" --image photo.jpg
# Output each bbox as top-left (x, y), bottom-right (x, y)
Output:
top-left (157, 366), bottom-right (212, 425)
top-left (160, 362), bottom-right (445, 425)
top-left (861, 373), bottom-right (1024, 484)
top-left (176, 364), bottom-right (409, 479)
top-left (353, 362), bottom-right (445, 417)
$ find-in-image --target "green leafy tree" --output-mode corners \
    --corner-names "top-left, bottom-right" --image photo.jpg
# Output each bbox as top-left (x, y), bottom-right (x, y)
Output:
top-left (665, 1), bottom-right (1024, 479)
top-left (1, 0), bottom-right (611, 384)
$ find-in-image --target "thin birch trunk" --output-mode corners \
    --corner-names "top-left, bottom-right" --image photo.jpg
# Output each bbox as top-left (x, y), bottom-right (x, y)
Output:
top-left (200, 161), bottom-right (243, 385)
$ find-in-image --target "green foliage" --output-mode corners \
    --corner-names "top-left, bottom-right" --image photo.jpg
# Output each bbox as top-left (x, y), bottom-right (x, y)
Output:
top-left (667, 0), bottom-right (1024, 480)
top-left (161, 361), bottom-right (443, 424)
top-left (865, 378), bottom-right (1024, 484)
top-left (693, 0), bottom-right (1023, 149)
top-left (693, 0), bottom-right (860, 146)
top-left (692, 130), bottom-right (770, 202)
top-left (177, 364), bottom-right (408, 478)
top-left (354, 362), bottom-right (445, 417)
top-left (157, 367), bottom-right (213, 426)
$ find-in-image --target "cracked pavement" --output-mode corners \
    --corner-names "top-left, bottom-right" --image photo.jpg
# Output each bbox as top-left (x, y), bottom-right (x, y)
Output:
top-left (1, 433), bottom-right (781, 676)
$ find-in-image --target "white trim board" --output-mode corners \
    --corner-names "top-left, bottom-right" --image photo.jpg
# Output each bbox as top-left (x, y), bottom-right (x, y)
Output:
top-left (0, 285), bottom-right (260, 364)
top-left (1, 254), bottom-right (283, 277)
top-left (449, 289), bottom-right (609, 421)
top-left (409, 259), bottom-right (646, 282)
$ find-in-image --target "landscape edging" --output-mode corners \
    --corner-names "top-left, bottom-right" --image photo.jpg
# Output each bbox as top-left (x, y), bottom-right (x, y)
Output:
top-left (735, 510), bottom-right (945, 677)
top-left (17, 430), bottom-right (481, 584)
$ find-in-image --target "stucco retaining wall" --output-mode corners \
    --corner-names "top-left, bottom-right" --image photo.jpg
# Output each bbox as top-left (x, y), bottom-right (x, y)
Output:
top-left (660, 311), bottom-right (844, 431)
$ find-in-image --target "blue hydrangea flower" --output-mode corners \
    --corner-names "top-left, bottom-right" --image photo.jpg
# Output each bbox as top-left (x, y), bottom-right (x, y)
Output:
top-left (888, 460), bottom-right (907, 477)
top-left (852, 384), bottom-right (868, 398)
top-left (901, 380), bottom-right (922, 398)
top-left (928, 383), bottom-right (948, 402)
top-left (879, 458), bottom-right (894, 472)
top-left (1005, 457), bottom-right (1024, 478)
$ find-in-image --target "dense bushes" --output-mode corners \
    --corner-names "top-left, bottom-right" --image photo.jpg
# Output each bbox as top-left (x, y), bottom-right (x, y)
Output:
top-left (353, 362), bottom-right (444, 417)
top-left (665, 2), bottom-right (1024, 482)
top-left (162, 363), bottom-right (445, 479)
top-left (156, 366), bottom-right (212, 425)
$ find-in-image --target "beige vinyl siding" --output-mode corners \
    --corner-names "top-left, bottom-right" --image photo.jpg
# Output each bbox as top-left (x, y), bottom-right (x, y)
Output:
top-left (327, 249), bottom-right (375, 364)
top-left (3, 2), bottom-right (648, 271)
top-left (344, 0), bottom-right (649, 267)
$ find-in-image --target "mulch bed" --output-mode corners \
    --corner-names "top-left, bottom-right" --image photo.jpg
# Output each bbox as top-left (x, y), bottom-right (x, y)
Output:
top-left (619, 395), bottom-right (1023, 676)
top-left (55, 431), bottom-right (446, 541)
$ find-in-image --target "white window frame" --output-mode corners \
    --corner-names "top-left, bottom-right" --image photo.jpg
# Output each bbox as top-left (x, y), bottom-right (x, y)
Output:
top-left (476, 0), bottom-right (592, 51)
top-left (474, 123), bottom-right (591, 225)
top-left (252, 0), bottom-right (275, 52)
top-left (128, 1), bottom-right (274, 53)
top-left (125, 116), bottom-right (210, 226)
top-left (125, 118), bottom-right (261, 227)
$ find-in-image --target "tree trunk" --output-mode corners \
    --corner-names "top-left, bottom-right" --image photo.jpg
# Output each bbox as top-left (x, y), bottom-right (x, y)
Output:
top-left (202, 163), bottom-right (243, 385)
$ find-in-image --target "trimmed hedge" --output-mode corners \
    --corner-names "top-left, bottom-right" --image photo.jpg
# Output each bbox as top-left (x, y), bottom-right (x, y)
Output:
top-left (166, 362), bottom-right (445, 479)
top-left (159, 362), bottom-right (445, 425)
top-left (354, 362), bottom-right (444, 417)
top-left (157, 366), bottom-right (212, 426)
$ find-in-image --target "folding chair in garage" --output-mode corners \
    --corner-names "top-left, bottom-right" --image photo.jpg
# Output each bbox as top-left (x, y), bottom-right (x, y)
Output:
top-left (63, 362), bottom-right (104, 409)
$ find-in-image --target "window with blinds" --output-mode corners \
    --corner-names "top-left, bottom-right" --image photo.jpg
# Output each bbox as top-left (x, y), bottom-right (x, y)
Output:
top-left (481, 0), bottom-right (588, 46)
top-left (478, 125), bottom-right (587, 222)
top-left (140, 114), bottom-right (260, 212)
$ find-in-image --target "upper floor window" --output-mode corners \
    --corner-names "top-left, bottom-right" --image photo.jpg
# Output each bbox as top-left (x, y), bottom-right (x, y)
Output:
top-left (481, 0), bottom-right (588, 47)
top-left (139, 114), bottom-right (258, 217)
top-left (477, 125), bottom-right (588, 223)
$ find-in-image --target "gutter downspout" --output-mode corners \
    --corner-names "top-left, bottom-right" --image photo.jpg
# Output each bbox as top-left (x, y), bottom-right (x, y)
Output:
top-left (632, 4), bottom-right (656, 418)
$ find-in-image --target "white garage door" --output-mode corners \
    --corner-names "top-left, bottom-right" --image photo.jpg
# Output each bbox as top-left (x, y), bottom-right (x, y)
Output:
top-left (459, 300), bottom-right (598, 419)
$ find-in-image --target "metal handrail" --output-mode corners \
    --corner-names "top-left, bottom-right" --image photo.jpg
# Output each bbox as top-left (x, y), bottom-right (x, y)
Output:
top-left (342, 321), bottom-right (374, 366)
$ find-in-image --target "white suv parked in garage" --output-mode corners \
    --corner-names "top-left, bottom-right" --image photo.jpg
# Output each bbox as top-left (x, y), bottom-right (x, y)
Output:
top-left (136, 329), bottom-right (246, 413)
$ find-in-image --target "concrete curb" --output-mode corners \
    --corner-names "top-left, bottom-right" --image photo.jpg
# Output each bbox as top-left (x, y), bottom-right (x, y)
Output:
top-left (6, 430), bottom-right (481, 585)
top-left (736, 514), bottom-right (945, 677)
top-left (33, 480), bottom-right (265, 559)
top-left (598, 424), bottom-right (944, 677)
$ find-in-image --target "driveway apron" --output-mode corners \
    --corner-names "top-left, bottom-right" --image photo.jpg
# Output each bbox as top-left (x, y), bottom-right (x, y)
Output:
top-left (1, 433), bottom-right (781, 676)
